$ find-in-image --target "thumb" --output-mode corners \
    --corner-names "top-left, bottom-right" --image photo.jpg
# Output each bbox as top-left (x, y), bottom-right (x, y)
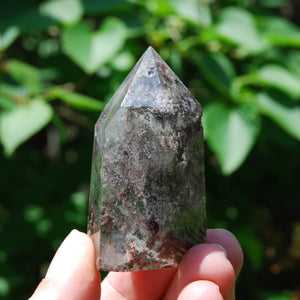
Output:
top-left (29, 230), bottom-right (100, 300)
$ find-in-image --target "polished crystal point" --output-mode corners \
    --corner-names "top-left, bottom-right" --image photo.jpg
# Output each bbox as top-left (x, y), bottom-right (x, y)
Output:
top-left (88, 46), bottom-right (206, 272)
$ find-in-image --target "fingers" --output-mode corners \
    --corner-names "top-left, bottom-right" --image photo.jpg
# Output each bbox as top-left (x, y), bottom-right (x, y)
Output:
top-left (178, 281), bottom-right (223, 300)
top-left (164, 228), bottom-right (243, 300)
top-left (29, 230), bottom-right (101, 300)
top-left (29, 228), bottom-right (243, 300)
top-left (206, 228), bottom-right (244, 277)
top-left (101, 268), bottom-right (176, 300)
top-left (164, 244), bottom-right (235, 300)
top-left (101, 229), bottom-right (243, 300)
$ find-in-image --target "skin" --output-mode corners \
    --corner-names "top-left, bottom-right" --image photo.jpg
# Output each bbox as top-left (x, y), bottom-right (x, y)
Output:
top-left (29, 228), bottom-right (243, 300)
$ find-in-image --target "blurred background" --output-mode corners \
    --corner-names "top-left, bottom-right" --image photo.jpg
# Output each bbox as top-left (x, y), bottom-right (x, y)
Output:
top-left (0, 0), bottom-right (299, 299)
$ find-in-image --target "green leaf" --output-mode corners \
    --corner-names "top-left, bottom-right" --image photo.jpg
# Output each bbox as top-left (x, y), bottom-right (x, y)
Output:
top-left (1, 7), bottom-right (56, 33)
top-left (0, 94), bottom-right (16, 110)
top-left (0, 82), bottom-right (28, 101)
top-left (0, 100), bottom-right (53, 156)
top-left (203, 102), bottom-right (260, 175)
top-left (0, 277), bottom-right (10, 297)
top-left (255, 64), bottom-right (300, 100)
top-left (40, 0), bottom-right (83, 25)
top-left (49, 87), bottom-right (105, 111)
top-left (7, 59), bottom-right (42, 96)
top-left (144, 0), bottom-right (175, 15)
top-left (62, 18), bottom-right (127, 74)
top-left (110, 49), bottom-right (135, 71)
top-left (284, 50), bottom-right (300, 80)
top-left (82, 0), bottom-right (130, 15)
top-left (198, 53), bottom-right (235, 96)
top-left (172, 0), bottom-right (211, 27)
top-left (144, 0), bottom-right (212, 27)
top-left (0, 26), bottom-right (19, 51)
top-left (256, 93), bottom-right (300, 140)
top-left (260, 17), bottom-right (300, 47)
top-left (215, 7), bottom-right (266, 53)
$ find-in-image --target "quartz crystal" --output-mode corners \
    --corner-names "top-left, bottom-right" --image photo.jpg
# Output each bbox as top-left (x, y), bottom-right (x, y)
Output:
top-left (88, 46), bottom-right (205, 272)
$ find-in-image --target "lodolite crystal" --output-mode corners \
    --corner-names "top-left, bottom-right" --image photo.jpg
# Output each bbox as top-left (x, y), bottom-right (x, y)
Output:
top-left (88, 46), bottom-right (206, 272)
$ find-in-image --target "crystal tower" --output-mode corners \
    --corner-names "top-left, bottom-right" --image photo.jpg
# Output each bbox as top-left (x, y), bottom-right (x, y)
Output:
top-left (88, 46), bottom-right (205, 272)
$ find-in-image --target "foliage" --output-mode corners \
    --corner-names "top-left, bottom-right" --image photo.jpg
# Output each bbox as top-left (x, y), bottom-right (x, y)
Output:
top-left (0, 0), bottom-right (299, 299)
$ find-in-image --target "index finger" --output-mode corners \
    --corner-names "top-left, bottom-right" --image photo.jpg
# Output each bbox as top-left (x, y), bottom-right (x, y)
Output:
top-left (163, 228), bottom-right (243, 300)
top-left (206, 228), bottom-right (244, 277)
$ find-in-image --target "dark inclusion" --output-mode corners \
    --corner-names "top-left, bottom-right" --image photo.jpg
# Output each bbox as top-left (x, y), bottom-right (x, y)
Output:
top-left (87, 46), bottom-right (206, 272)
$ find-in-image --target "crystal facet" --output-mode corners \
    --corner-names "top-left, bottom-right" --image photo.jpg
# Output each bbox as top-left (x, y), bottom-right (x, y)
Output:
top-left (88, 46), bottom-right (205, 272)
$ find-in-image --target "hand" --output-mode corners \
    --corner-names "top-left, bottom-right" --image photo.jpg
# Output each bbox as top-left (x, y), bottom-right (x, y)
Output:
top-left (29, 228), bottom-right (243, 300)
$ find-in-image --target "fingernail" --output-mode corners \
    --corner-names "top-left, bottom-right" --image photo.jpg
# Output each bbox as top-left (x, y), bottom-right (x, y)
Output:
top-left (210, 243), bottom-right (228, 257)
top-left (46, 230), bottom-right (92, 279)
